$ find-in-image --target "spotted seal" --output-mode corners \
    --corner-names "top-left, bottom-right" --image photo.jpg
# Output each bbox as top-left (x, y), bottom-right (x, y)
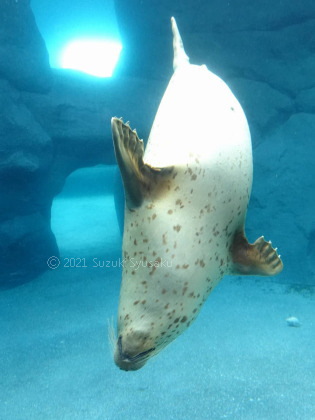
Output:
top-left (111, 17), bottom-right (283, 370)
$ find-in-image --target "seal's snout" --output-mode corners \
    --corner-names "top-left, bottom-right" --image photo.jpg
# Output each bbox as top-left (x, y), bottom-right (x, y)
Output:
top-left (114, 334), bottom-right (155, 371)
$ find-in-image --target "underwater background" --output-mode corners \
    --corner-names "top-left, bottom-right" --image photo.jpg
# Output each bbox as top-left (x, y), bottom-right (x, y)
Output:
top-left (0, 0), bottom-right (314, 418)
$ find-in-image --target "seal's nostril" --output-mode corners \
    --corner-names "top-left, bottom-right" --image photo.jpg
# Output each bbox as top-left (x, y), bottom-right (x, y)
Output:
top-left (117, 336), bottom-right (123, 357)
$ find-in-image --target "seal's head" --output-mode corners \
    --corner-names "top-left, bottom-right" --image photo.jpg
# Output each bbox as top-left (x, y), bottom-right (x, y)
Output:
top-left (114, 330), bottom-right (156, 371)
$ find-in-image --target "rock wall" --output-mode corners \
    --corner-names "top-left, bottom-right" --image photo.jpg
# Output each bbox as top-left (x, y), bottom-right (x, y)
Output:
top-left (1, 0), bottom-right (314, 286)
top-left (0, 0), bottom-right (51, 92)
top-left (0, 0), bottom-right (55, 286)
top-left (0, 0), bottom-right (164, 287)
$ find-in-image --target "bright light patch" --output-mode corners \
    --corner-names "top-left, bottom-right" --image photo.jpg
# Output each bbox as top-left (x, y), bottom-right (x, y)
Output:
top-left (60, 39), bottom-right (122, 77)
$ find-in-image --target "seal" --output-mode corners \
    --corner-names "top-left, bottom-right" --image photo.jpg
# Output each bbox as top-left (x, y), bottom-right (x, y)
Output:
top-left (111, 17), bottom-right (283, 371)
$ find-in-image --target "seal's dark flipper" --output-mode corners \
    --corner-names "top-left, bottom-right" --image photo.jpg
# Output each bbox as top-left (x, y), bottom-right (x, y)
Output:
top-left (230, 232), bottom-right (283, 276)
top-left (111, 118), bottom-right (173, 210)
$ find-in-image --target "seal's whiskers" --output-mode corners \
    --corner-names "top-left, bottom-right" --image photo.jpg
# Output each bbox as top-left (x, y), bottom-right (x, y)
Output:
top-left (107, 317), bottom-right (117, 357)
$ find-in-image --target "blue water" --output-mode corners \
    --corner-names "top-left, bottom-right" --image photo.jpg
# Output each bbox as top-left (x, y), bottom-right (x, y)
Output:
top-left (31, 0), bottom-right (120, 70)
top-left (1, 0), bottom-right (315, 419)
top-left (1, 167), bottom-right (314, 419)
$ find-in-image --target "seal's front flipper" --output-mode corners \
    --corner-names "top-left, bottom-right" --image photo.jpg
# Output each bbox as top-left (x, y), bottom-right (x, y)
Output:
top-left (111, 118), bottom-right (173, 210)
top-left (230, 232), bottom-right (283, 276)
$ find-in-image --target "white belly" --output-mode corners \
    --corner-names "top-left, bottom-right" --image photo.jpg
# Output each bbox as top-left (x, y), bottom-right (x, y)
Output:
top-left (144, 64), bottom-right (252, 180)
top-left (143, 63), bottom-right (253, 248)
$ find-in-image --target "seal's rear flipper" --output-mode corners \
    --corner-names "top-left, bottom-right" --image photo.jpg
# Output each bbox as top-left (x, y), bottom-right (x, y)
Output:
top-left (230, 232), bottom-right (283, 276)
top-left (111, 118), bottom-right (173, 210)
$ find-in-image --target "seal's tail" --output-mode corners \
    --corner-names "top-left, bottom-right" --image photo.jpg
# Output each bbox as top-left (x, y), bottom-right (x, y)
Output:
top-left (171, 17), bottom-right (189, 71)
